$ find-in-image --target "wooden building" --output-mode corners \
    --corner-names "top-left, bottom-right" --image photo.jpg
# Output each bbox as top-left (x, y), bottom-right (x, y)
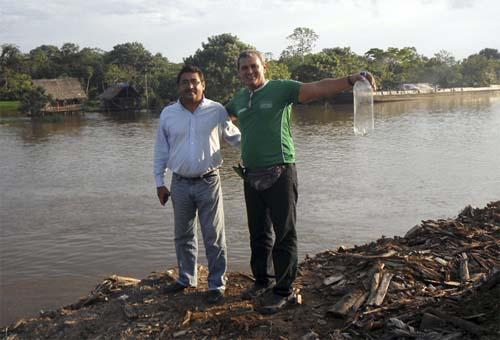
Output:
top-left (32, 78), bottom-right (87, 114)
top-left (100, 83), bottom-right (141, 111)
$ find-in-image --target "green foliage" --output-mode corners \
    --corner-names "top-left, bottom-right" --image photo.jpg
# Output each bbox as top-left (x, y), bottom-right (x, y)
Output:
top-left (365, 47), bottom-right (425, 89)
top-left (266, 61), bottom-right (291, 80)
top-left (1, 37), bottom-right (498, 109)
top-left (0, 70), bottom-right (33, 100)
top-left (419, 50), bottom-right (462, 88)
top-left (282, 27), bottom-right (319, 61)
top-left (19, 86), bottom-right (49, 115)
top-left (185, 33), bottom-right (253, 103)
top-left (461, 54), bottom-right (497, 86)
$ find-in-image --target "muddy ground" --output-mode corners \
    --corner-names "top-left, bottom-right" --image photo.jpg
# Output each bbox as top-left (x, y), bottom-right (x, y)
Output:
top-left (3, 201), bottom-right (499, 339)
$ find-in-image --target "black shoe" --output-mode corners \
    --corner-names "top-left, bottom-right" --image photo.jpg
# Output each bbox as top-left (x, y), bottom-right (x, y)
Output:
top-left (205, 289), bottom-right (224, 304)
top-left (241, 282), bottom-right (275, 300)
top-left (161, 282), bottom-right (187, 294)
top-left (257, 291), bottom-right (296, 315)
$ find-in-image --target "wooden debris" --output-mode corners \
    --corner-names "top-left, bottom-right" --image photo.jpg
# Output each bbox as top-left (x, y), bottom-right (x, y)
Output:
top-left (323, 274), bottom-right (344, 286)
top-left (328, 289), bottom-right (366, 318)
top-left (427, 308), bottom-right (489, 336)
top-left (4, 201), bottom-right (499, 340)
top-left (459, 252), bottom-right (470, 281)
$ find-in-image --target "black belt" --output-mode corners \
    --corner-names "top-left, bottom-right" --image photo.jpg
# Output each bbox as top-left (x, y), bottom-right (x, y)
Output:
top-left (174, 170), bottom-right (218, 180)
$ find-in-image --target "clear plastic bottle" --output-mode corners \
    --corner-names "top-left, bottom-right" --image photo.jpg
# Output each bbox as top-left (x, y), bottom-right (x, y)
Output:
top-left (353, 78), bottom-right (374, 136)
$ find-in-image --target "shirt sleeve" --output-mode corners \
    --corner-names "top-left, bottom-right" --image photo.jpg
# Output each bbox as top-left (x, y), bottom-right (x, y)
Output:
top-left (153, 114), bottom-right (170, 187)
top-left (281, 79), bottom-right (302, 104)
top-left (219, 106), bottom-right (241, 148)
top-left (225, 99), bottom-right (236, 117)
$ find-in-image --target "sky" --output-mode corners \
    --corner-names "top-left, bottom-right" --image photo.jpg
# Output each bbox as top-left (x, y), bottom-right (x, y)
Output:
top-left (1, 0), bottom-right (498, 63)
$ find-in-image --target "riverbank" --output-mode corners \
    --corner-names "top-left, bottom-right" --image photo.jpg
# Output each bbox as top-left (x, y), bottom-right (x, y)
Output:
top-left (327, 85), bottom-right (500, 104)
top-left (3, 201), bottom-right (499, 339)
top-left (373, 85), bottom-right (500, 102)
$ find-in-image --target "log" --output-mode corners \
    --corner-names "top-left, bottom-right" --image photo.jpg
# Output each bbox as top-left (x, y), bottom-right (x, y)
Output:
top-left (109, 275), bottom-right (141, 285)
top-left (342, 250), bottom-right (398, 259)
top-left (327, 289), bottom-right (366, 318)
top-left (373, 272), bottom-right (394, 306)
top-left (348, 291), bottom-right (369, 315)
top-left (427, 308), bottom-right (489, 336)
top-left (323, 274), bottom-right (344, 286)
top-left (365, 272), bottom-right (381, 305)
top-left (459, 252), bottom-right (470, 281)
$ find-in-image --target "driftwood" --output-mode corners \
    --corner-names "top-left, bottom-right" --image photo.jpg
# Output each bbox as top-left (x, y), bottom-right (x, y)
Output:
top-left (327, 289), bottom-right (366, 318)
top-left (303, 201), bottom-right (500, 338)
top-left (459, 252), bottom-right (470, 281)
top-left (372, 272), bottom-right (394, 306)
top-left (427, 308), bottom-right (489, 336)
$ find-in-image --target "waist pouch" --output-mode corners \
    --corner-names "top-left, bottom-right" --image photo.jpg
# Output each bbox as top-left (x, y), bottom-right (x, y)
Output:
top-left (246, 165), bottom-right (286, 191)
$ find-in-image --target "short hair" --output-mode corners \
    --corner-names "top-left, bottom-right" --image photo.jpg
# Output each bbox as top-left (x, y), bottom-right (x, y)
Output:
top-left (237, 50), bottom-right (266, 69)
top-left (176, 65), bottom-right (205, 85)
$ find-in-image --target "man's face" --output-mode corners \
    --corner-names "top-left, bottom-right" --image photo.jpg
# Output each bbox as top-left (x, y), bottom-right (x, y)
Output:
top-left (238, 55), bottom-right (266, 90)
top-left (178, 72), bottom-right (205, 103)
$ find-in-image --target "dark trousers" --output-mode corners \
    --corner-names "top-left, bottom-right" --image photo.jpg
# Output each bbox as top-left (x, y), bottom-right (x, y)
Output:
top-left (243, 163), bottom-right (298, 296)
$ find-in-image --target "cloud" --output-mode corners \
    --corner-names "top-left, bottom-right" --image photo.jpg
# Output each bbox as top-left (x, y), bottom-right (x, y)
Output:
top-left (448, 0), bottom-right (475, 8)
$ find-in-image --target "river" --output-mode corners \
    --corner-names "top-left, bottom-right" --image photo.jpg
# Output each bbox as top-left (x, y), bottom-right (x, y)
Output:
top-left (1, 93), bottom-right (499, 325)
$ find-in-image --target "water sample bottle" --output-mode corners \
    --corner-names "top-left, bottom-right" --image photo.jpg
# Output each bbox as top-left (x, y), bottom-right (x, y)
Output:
top-left (353, 78), bottom-right (374, 136)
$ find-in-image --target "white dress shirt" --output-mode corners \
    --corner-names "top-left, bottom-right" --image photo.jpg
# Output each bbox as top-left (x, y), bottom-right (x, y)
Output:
top-left (154, 98), bottom-right (241, 187)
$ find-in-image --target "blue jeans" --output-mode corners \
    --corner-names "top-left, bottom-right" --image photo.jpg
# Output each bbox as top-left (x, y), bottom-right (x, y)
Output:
top-left (170, 171), bottom-right (226, 291)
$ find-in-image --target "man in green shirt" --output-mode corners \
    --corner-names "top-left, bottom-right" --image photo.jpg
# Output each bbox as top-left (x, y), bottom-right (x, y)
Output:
top-left (226, 50), bottom-right (376, 314)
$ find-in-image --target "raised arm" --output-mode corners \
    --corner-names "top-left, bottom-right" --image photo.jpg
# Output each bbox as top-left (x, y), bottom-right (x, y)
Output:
top-left (298, 72), bottom-right (377, 104)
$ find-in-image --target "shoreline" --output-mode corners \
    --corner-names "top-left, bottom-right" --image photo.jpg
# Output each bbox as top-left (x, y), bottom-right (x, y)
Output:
top-left (326, 85), bottom-right (500, 104)
top-left (3, 201), bottom-right (499, 339)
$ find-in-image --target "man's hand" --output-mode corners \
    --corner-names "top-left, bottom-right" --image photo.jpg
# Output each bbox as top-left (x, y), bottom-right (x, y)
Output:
top-left (157, 186), bottom-right (171, 206)
top-left (351, 71), bottom-right (377, 91)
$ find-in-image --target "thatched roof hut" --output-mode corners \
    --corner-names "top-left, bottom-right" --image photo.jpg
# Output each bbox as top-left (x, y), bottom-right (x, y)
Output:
top-left (32, 78), bottom-right (87, 114)
top-left (100, 83), bottom-right (140, 111)
top-left (32, 78), bottom-right (87, 101)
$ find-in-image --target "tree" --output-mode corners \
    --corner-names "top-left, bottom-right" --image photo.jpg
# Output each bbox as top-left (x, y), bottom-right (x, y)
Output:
top-left (19, 86), bottom-right (49, 115)
top-left (461, 54), bottom-right (496, 86)
top-left (28, 45), bottom-right (62, 79)
top-left (185, 33), bottom-right (253, 103)
top-left (290, 52), bottom-right (338, 82)
top-left (1, 44), bottom-right (27, 74)
top-left (266, 60), bottom-right (291, 80)
top-left (364, 47), bottom-right (424, 89)
top-left (105, 42), bottom-right (152, 73)
top-left (282, 27), bottom-right (319, 61)
top-left (479, 48), bottom-right (500, 60)
top-left (77, 47), bottom-right (105, 98)
top-left (420, 50), bottom-right (462, 88)
top-left (104, 64), bottom-right (136, 85)
top-left (146, 53), bottom-right (181, 107)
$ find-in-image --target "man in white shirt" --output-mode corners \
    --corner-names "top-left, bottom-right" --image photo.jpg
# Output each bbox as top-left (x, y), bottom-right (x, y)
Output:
top-left (154, 65), bottom-right (240, 304)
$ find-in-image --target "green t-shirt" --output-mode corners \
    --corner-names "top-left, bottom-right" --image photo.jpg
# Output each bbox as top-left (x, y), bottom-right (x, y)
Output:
top-left (226, 80), bottom-right (301, 169)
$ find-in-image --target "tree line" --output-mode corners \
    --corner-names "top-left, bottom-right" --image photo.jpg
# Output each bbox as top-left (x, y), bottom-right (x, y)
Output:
top-left (1, 27), bottom-right (499, 107)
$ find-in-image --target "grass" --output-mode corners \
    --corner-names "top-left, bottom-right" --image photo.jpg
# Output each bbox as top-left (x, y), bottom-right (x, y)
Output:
top-left (0, 101), bottom-right (20, 110)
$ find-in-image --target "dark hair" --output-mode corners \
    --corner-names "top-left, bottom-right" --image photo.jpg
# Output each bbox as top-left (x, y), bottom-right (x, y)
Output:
top-left (237, 50), bottom-right (266, 69)
top-left (176, 65), bottom-right (205, 84)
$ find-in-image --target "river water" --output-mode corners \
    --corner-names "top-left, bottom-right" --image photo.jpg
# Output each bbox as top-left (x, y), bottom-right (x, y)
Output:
top-left (1, 94), bottom-right (499, 325)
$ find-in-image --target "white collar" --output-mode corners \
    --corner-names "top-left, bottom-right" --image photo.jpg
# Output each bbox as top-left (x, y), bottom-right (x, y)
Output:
top-left (249, 80), bottom-right (269, 93)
